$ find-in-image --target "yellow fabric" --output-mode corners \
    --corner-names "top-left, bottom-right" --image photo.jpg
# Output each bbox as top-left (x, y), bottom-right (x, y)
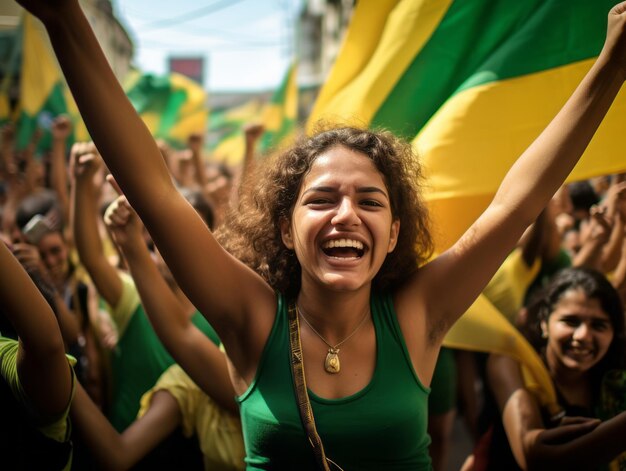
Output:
top-left (483, 248), bottom-right (541, 324)
top-left (223, 99), bottom-right (263, 122)
top-left (262, 64), bottom-right (298, 131)
top-left (0, 92), bottom-right (9, 120)
top-left (102, 271), bottom-right (141, 337)
top-left (168, 73), bottom-right (208, 143)
top-left (211, 134), bottom-right (246, 166)
top-left (138, 364), bottom-right (245, 471)
top-left (416, 60), bottom-right (626, 250)
top-left (63, 87), bottom-right (89, 142)
top-left (307, 0), bottom-right (452, 130)
top-left (169, 107), bottom-right (208, 144)
top-left (284, 66), bottom-right (298, 122)
top-left (138, 111), bottom-right (160, 137)
top-left (209, 100), bottom-right (264, 166)
top-left (0, 337), bottom-right (77, 445)
top-left (443, 294), bottom-right (560, 416)
top-left (20, 13), bottom-right (62, 116)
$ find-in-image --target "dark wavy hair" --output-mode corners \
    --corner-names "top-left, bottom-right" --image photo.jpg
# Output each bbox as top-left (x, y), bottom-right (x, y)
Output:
top-left (523, 267), bottom-right (626, 397)
top-left (217, 126), bottom-right (433, 297)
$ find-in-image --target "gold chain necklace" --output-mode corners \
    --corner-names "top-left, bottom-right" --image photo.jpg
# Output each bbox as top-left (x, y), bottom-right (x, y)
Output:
top-left (296, 304), bottom-right (370, 374)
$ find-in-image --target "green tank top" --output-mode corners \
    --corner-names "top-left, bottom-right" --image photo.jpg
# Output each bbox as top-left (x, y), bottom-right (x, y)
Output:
top-left (237, 292), bottom-right (432, 470)
top-left (109, 306), bottom-right (220, 431)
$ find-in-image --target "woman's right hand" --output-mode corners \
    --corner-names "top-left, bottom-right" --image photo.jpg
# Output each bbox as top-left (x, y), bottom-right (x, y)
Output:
top-left (70, 141), bottom-right (102, 182)
top-left (103, 178), bottom-right (144, 251)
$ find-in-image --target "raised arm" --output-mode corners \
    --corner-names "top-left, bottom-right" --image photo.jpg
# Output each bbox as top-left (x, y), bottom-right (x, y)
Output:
top-left (487, 354), bottom-right (626, 470)
top-left (597, 179), bottom-right (626, 271)
top-left (0, 239), bottom-right (72, 417)
top-left (16, 0), bottom-right (276, 375)
top-left (70, 142), bottom-right (122, 307)
top-left (187, 132), bottom-right (208, 189)
top-left (241, 123), bottom-right (265, 182)
top-left (403, 4), bottom-right (626, 335)
top-left (71, 382), bottom-right (181, 471)
top-left (49, 115), bottom-right (72, 224)
top-left (103, 189), bottom-right (236, 413)
top-left (0, 124), bottom-right (16, 179)
top-left (611, 234), bottom-right (626, 305)
top-left (572, 206), bottom-right (612, 270)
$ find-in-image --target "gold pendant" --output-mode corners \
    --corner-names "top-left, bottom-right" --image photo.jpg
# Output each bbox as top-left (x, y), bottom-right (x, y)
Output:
top-left (324, 348), bottom-right (340, 374)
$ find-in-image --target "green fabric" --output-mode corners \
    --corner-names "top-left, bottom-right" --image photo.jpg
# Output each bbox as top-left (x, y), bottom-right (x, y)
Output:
top-left (108, 303), bottom-right (174, 432)
top-left (16, 82), bottom-right (70, 152)
top-left (428, 347), bottom-right (457, 415)
top-left (259, 62), bottom-right (298, 155)
top-left (191, 310), bottom-right (221, 347)
top-left (237, 293), bottom-right (432, 470)
top-left (124, 71), bottom-right (208, 149)
top-left (108, 304), bottom-right (220, 432)
top-left (372, 0), bottom-right (614, 139)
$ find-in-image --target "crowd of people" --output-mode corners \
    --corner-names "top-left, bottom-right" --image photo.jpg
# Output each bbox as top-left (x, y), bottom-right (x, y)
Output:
top-left (2, 0), bottom-right (626, 470)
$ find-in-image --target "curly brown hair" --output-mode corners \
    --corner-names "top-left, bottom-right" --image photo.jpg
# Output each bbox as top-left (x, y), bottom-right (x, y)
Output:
top-left (217, 126), bottom-right (433, 297)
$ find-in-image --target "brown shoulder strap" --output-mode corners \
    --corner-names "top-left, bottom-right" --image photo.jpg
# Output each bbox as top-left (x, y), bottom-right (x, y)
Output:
top-left (288, 302), bottom-right (342, 471)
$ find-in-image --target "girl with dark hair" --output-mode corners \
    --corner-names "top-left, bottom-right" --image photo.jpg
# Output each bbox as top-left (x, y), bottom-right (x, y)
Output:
top-left (15, 0), bottom-right (626, 468)
top-left (473, 268), bottom-right (626, 470)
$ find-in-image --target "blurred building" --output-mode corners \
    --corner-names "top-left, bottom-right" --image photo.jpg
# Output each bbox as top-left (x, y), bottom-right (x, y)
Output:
top-left (168, 56), bottom-right (205, 86)
top-left (80, 0), bottom-right (134, 80)
top-left (296, 0), bottom-right (354, 115)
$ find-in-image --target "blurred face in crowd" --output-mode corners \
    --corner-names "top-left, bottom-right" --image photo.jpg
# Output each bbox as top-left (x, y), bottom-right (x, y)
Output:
top-left (542, 288), bottom-right (614, 375)
top-left (562, 229), bottom-right (581, 257)
top-left (37, 231), bottom-right (69, 283)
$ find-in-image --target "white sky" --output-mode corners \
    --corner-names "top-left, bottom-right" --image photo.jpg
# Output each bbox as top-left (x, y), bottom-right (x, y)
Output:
top-left (113, 0), bottom-right (302, 92)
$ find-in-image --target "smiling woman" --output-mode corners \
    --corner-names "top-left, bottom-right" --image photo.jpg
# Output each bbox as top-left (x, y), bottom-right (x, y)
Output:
top-left (219, 127), bottom-right (432, 299)
top-left (475, 267), bottom-right (626, 471)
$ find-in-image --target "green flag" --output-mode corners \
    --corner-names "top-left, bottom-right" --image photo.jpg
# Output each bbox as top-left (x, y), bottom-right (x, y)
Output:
top-left (207, 99), bottom-right (264, 165)
top-left (124, 70), bottom-right (208, 149)
top-left (259, 62), bottom-right (298, 154)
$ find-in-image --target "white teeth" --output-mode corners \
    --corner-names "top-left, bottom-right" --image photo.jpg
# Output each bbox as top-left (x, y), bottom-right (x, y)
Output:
top-left (322, 238), bottom-right (364, 250)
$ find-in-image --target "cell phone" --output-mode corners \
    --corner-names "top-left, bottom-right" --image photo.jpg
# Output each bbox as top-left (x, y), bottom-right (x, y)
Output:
top-left (22, 214), bottom-right (51, 245)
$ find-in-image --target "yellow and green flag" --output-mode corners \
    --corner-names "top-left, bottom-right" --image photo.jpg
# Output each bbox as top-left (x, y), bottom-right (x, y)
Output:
top-left (310, 0), bottom-right (626, 250)
top-left (260, 62), bottom-right (298, 154)
top-left (207, 99), bottom-right (264, 166)
top-left (308, 0), bottom-right (626, 413)
top-left (16, 13), bottom-right (69, 151)
top-left (206, 63), bottom-right (298, 165)
top-left (124, 70), bottom-right (208, 149)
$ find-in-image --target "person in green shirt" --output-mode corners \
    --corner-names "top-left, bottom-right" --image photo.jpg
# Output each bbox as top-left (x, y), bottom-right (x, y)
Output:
top-left (0, 235), bottom-right (75, 470)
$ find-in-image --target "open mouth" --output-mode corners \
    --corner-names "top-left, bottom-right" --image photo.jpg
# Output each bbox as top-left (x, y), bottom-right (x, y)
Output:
top-left (321, 238), bottom-right (365, 259)
top-left (565, 345), bottom-right (595, 361)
